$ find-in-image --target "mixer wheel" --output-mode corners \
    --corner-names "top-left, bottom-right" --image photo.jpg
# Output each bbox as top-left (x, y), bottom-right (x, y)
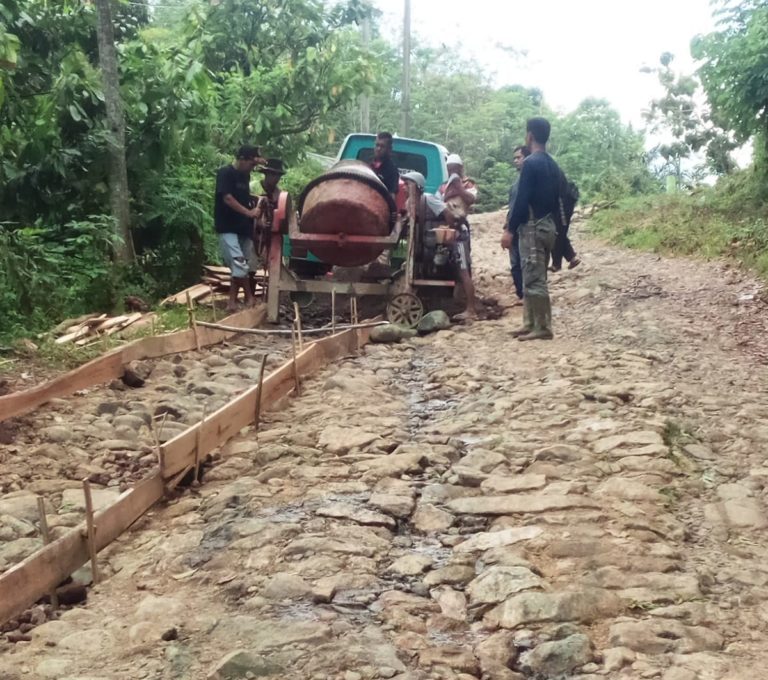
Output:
top-left (386, 293), bottom-right (424, 328)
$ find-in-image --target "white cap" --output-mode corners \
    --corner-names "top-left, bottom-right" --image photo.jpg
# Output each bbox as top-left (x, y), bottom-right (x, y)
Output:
top-left (402, 171), bottom-right (426, 190)
top-left (446, 153), bottom-right (463, 166)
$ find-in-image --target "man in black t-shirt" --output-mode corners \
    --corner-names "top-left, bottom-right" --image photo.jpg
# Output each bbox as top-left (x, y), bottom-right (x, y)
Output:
top-left (214, 145), bottom-right (266, 311)
top-left (370, 131), bottom-right (399, 196)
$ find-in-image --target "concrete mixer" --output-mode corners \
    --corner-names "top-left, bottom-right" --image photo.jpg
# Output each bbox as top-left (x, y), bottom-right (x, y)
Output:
top-left (265, 135), bottom-right (457, 325)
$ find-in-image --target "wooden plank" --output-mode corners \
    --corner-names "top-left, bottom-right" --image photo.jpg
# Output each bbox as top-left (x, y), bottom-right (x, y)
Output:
top-left (0, 473), bottom-right (164, 625)
top-left (160, 284), bottom-right (211, 307)
top-left (0, 306), bottom-right (265, 423)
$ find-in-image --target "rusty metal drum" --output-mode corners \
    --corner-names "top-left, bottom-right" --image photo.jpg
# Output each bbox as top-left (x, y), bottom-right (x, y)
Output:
top-left (297, 160), bottom-right (398, 266)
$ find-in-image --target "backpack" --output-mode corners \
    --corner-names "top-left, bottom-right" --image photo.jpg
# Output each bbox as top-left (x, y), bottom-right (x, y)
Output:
top-left (557, 172), bottom-right (580, 229)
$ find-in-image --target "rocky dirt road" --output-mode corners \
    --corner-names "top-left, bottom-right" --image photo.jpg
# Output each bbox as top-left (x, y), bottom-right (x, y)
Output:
top-left (2, 211), bottom-right (768, 680)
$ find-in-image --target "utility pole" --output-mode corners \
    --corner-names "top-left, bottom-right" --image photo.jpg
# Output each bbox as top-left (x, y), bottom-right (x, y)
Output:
top-left (94, 0), bottom-right (134, 262)
top-left (401, 0), bottom-right (411, 137)
top-left (360, 12), bottom-right (371, 133)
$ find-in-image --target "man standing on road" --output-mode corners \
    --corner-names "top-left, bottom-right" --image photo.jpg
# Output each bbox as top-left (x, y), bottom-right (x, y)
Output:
top-left (505, 145), bottom-right (530, 303)
top-left (214, 145), bottom-right (266, 312)
top-left (501, 118), bottom-right (560, 340)
top-left (371, 132), bottom-right (400, 197)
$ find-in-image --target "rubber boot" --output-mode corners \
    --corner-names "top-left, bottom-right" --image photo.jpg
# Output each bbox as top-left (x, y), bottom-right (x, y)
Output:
top-left (510, 297), bottom-right (533, 337)
top-left (518, 296), bottom-right (553, 341)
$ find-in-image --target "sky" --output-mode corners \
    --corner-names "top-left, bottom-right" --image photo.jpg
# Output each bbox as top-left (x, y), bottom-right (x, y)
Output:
top-left (371, 0), bottom-right (717, 129)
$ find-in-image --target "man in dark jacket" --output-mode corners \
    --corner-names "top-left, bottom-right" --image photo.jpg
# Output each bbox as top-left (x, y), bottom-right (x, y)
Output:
top-left (501, 118), bottom-right (560, 340)
top-left (370, 131), bottom-right (400, 196)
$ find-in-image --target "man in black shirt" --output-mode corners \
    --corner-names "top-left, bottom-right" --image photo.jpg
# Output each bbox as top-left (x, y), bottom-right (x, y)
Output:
top-left (501, 118), bottom-right (559, 340)
top-left (370, 131), bottom-right (400, 196)
top-left (214, 145), bottom-right (265, 311)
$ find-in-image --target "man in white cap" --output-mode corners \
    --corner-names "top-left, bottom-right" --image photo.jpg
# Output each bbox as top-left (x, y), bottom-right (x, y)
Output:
top-left (434, 154), bottom-right (479, 321)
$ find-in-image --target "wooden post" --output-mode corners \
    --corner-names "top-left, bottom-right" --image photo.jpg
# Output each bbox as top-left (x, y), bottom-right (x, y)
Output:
top-left (290, 323), bottom-right (301, 397)
top-left (186, 291), bottom-right (201, 352)
top-left (350, 297), bottom-right (359, 326)
top-left (194, 406), bottom-right (207, 486)
top-left (293, 301), bottom-right (304, 351)
top-left (254, 353), bottom-right (268, 431)
top-left (331, 289), bottom-right (336, 335)
top-left (36, 497), bottom-right (58, 609)
top-left (209, 286), bottom-right (218, 322)
top-left (82, 480), bottom-right (100, 584)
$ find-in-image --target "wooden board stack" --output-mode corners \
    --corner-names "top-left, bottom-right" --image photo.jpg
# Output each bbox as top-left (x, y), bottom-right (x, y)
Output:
top-left (53, 313), bottom-right (155, 346)
top-left (161, 264), bottom-right (267, 307)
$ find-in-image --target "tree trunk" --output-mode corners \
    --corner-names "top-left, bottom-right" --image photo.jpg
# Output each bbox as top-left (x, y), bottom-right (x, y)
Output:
top-left (94, 0), bottom-right (134, 262)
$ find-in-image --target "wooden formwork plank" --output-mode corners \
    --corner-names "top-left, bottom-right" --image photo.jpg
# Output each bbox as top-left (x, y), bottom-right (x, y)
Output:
top-left (0, 306), bottom-right (265, 422)
top-left (0, 473), bottom-right (164, 626)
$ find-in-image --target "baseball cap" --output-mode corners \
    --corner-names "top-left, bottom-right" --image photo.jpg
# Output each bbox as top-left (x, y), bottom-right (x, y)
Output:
top-left (401, 171), bottom-right (426, 190)
top-left (446, 153), bottom-right (463, 166)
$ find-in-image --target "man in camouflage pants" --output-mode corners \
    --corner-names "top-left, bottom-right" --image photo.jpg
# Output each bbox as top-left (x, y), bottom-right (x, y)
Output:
top-left (501, 117), bottom-right (560, 340)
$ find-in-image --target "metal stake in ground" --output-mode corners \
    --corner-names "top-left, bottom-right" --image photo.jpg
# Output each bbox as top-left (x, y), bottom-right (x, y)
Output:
top-left (350, 296), bottom-right (359, 326)
top-left (293, 301), bottom-right (304, 351)
top-left (185, 291), bottom-right (201, 352)
top-left (36, 497), bottom-right (59, 609)
top-left (82, 480), bottom-right (100, 584)
top-left (209, 285), bottom-right (218, 322)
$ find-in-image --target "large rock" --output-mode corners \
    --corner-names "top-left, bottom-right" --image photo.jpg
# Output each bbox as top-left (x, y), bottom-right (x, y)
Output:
top-left (417, 310), bottom-right (451, 335)
top-left (467, 566), bottom-right (545, 606)
top-left (704, 498), bottom-right (768, 529)
top-left (60, 488), bottom-right (120, 513)
top-left (368, 493), bottom-right (415, 519)
top-left (316, 502), bottom-right (396, 529)
top-left (481, 475), bottom-right (547, 495)
top-left (318, 426), bottom-right (381, 454)
top-left (370, 324), bottom-right (417, 344)
top-left (388, 554), bottom-right (433, 577)
top-left (411, 504), bottom-right (454, 533)
top-left (0, 491), bottom-right (50, 523)
top-left (448, 494), bottom-right (599, 515)
top-left (419, 646), bottom-right (479, 674)
top-left (519, 634), bottom-right (593, 676)
top-left (596, 478), bottom-right (662, 502)
top-left (454, 526), bottom-right (543, 553)
top-left (593, 431), bottom-right (664, 454)
top-left (485, 590), bottom-right (622, 629)
top-left (207, 650), bottom-right (283, 679)
top-left (608, 619), bottom-right (723, 654)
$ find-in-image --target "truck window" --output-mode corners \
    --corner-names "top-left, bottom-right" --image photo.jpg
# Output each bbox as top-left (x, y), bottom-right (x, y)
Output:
top-left (356, 148), bottom-right (429, 179)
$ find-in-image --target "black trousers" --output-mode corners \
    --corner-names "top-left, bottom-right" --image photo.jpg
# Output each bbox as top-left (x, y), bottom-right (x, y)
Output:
top-left (551, 222), bottom-right (576, 269)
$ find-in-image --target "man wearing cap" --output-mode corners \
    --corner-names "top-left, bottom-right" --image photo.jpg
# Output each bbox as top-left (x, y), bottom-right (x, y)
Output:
top-left (253, 158), bottom-right (286, 277)
top-left (214, 145), bottom-right (266, 312)
top-left (437, 154), bottom-right (479, 321)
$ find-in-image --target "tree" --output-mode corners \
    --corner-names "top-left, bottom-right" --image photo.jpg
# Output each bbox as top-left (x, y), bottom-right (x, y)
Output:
top-left (94, 0), bottom-right (133, 262)
top-left (692, 1), bottom-right (768, 166)
top-left (642, 52), bottom-right (736, 184)
top-left (552, 98), bottom-right (654, 201)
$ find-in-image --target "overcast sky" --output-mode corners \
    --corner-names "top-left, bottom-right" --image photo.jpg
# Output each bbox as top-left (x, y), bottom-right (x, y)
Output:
top-left (371, 0), bottom-right (717, 128)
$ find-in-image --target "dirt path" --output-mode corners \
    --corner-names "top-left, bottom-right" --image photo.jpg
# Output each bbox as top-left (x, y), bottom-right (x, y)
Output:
top-left (2, 211), bottom-right (768, 680)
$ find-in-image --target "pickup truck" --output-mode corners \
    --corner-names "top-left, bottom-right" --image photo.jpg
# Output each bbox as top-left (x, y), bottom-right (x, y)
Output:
top-left (286, 133), bottom-right (449, 274)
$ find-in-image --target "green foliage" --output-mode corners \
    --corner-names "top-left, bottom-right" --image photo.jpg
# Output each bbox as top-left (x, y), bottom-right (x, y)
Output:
top-left (552, 98), bottom-right (656, 202)
top-left (0, 216), bottom-right (116, 341)
top-left (643, 53), bottom-right (737, 181)
top-left (590, 169), bottom-right (768, 278)
top-left (0, 0), bottom-right (379, 340)
top-left (693, 1), bottom-right (768, 163)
